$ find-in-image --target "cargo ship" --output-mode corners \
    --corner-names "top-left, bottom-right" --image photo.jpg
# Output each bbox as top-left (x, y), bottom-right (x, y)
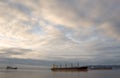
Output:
top-left (51, 66), bottom-right (88, 72)
top-left (6, 66), bottom-right (18, 69)
top-left (51, 64), bottom-right (88, 72)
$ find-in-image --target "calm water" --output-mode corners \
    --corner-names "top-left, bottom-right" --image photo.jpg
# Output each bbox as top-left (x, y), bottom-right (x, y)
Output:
top-left (0, 69), bottom-right (120, 78)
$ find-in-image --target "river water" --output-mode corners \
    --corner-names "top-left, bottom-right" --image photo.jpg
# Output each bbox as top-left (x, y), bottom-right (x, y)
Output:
top-left (0, 69), bottom-right (120, 78)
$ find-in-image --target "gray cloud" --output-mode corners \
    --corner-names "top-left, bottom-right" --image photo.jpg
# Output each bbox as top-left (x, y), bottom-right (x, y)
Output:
top-left (0, 48), bottom-right (32, 58)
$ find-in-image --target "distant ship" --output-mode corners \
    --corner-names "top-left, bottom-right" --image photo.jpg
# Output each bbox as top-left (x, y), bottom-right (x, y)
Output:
top-left (6, 66), bottom-right (18, 69)
top-left (89, 66), bottom-right (112, 70)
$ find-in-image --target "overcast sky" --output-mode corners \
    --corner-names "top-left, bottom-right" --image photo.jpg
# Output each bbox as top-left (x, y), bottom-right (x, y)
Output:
top-left (0, 0), bottom-right (120, 66)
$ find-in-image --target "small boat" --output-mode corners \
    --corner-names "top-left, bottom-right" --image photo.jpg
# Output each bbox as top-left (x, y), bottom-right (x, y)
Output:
top-left (6, 66), bottom-right (18, 69)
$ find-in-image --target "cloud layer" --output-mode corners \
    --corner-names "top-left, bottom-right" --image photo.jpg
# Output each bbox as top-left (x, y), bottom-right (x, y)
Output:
top-left (0, 0), bottom-right (120, 65)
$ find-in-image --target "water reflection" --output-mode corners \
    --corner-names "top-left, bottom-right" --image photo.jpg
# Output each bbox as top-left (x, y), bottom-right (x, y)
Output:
top-left (0, 69), bottom-right (120, 78)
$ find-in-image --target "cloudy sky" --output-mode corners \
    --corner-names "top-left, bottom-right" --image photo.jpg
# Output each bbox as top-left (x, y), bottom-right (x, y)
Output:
top-left (0, 0), bottom-right (120, 66)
